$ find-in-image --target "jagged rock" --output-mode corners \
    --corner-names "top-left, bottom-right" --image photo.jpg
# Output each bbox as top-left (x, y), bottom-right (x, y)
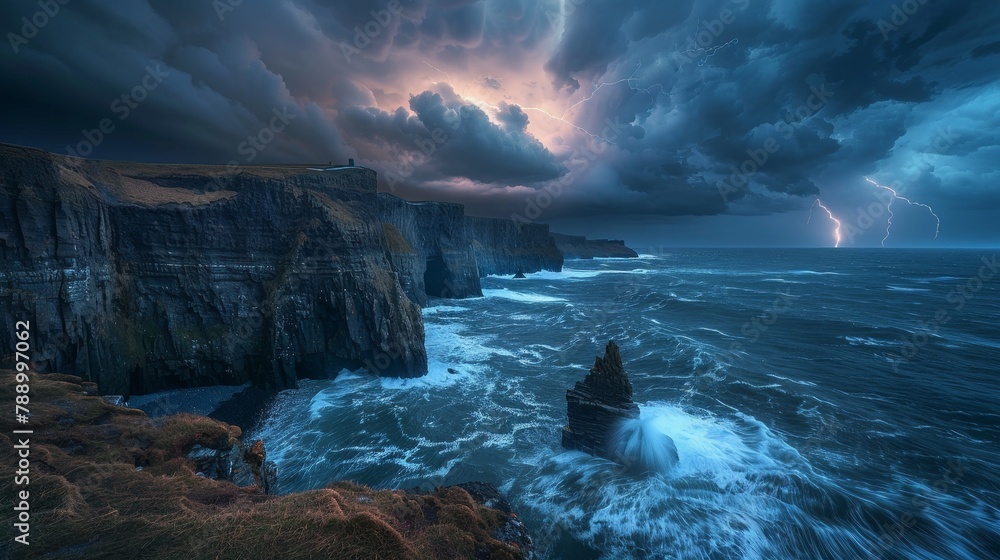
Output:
top-left (378, 193), bottom-right (484, 305)
top-left (562, 341), bottom-right (679, 473)
top-left (2, 143), bottom-right (571, 396)
top-left (513, 268), bottom-right (526, 279)
top-left (562, 341), bottom-right (639, 458)
top-left (184, 439), bottom-right (278, 494)
top-left (551, 232), bottom-right (639, 259)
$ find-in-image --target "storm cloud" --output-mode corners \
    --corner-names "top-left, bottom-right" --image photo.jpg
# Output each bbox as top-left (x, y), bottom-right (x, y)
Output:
top-left (1, 0), bottom-right (998, 245)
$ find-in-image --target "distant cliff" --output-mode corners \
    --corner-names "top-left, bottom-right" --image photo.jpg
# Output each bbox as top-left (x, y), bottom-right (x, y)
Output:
top-left (378, 194), bottom-right (563, 305)
top-left (0, 144), bottom-right (429, 394)
top-left (377, 193), bottom-right (483, 306)
top-left (0, 144), bottom-right (570, 395)
top-left (467, 216), bottom-right (563, 277)
top-left (551, 232), bottom-right (638, 259)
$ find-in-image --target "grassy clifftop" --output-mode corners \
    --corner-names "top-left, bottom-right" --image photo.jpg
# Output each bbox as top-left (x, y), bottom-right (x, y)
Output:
top-left (0, 371), bottom-right (531, 559)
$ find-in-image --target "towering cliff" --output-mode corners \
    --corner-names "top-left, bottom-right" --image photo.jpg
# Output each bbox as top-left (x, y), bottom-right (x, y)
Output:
top-left (0, 144), bottom-right (574, 396)
top-left (551, 232), bottom-right (639, 259)
top-left (0, 144), bottom-right (426, 394)
top-left (467, 216), bottom-right (564, 277)
top-left (377, 194), bottom-right (563, 305)
top-left (377, 193), bottom-right (482, 306)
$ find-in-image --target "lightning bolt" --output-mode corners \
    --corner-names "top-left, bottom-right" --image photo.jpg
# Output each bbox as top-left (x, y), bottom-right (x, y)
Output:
top-left (562, 62), bottom-right (664, 119)
top-left (682, 37), bottom-right (740, 66)
top-left (865, 177), bottom-right (941, 244)
top-left (422, 61), bottom-right (453, 85)
top-left (808, 199), bottom-right (842, 248)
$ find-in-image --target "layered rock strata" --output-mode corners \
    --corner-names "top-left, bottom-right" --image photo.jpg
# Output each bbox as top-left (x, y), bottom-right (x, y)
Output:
top-left (561, 341), bottom-right (640, 457)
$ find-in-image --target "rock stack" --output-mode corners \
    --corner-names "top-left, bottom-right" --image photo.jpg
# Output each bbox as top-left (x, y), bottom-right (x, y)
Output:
top-left (562, 341), bottom-right (640, 458)
top-left (562, 341), bottom-right (679, 473)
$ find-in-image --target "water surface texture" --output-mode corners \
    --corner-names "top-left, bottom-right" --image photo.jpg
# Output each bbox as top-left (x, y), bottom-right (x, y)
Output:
top-left (253, 249), bottom-right (1000, 559)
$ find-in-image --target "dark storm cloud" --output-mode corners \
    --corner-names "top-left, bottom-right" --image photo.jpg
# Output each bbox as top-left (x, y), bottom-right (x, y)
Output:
top-left (1, 0), bottom-right (998, 244)
top-left (343, 88), bottom-right (564, 184)
top-left (537, 0), bottom-right (1000, 231)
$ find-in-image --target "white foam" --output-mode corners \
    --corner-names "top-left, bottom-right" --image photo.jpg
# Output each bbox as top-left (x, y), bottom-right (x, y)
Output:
top-left (886, 285), bottom-right (931, 293)
top-left (481, 288), bottom-right (567, 303)
top-left (421, 305), bottom-right (469, 316)
top-left (488, 268), bottom-right (648, 281)
top-left (842, 336), bottom-right (893, 348)
top-left (521, 403), bottom-right (807, 559)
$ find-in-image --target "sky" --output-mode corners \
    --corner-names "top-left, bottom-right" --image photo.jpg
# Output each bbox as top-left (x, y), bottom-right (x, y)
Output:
top-left (2, 0), bottom-right (998, 247)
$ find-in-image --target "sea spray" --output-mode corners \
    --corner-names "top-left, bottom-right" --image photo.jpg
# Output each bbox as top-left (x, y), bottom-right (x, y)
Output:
top-left (609, 414), bottom-right (680, 474)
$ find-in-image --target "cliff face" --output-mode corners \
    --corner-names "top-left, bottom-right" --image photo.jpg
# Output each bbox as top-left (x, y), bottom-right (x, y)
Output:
top-left (377, 193), bottom-right (483, 306)
top-left (0, 144), bottom-right (426, 394)
top-left (551, 232), bottom-right (638, 259)
top-left (467, 216), bottom-right (564, 277)
top-left (377, 194), bottom-right (564, 305)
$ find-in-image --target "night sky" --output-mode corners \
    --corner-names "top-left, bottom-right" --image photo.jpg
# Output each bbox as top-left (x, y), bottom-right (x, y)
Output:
top-left (2, 0), bottom-right (998, 247)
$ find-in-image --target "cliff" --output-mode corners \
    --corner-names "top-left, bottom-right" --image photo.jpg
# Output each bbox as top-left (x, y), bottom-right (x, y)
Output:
top-left (377, 195), bottom-right (564, 306)
top-left (0, 143), bottom-right (426, 394)
top-left (0, 144), bottom-right (575, 396)
top-left (467, 216), bottom-right (563, 277)
top-left (0, 371), bottom-right (533, 559)
top-left (550, 233), bottom-right (638, 259)
top-left (377, 193), bottom-right (483, 306)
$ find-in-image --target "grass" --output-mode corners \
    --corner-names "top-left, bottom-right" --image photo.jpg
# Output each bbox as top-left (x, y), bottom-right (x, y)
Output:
top-left (0, 371), bottom-right (529, 559)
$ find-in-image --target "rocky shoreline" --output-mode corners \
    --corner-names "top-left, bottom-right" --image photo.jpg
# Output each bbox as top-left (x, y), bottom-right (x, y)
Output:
top-left (0, 371), bottom-right (534, 559)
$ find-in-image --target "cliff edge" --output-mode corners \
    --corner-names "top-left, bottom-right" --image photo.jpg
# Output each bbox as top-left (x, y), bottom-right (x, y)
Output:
top-left (0, 143), bottom-right (426, 393)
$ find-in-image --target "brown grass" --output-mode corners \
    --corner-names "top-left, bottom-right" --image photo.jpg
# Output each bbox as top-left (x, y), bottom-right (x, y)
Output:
top-left (0, 371), bottom-right (528, 559)
top-left (382, 223), bottom-right (416, 254)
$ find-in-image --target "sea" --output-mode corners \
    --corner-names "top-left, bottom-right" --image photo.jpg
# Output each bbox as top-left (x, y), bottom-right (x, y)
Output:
top-left (250, 249), bottom-right (1000, 560)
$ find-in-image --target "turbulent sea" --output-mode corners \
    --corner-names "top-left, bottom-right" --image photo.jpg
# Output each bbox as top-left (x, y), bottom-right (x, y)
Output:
top-left (252, 249), bottom-right (1000, 559)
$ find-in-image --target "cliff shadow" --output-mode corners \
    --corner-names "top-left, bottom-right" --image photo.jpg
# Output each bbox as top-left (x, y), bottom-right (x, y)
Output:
top-left (424, 255), bottom-right (449, 298)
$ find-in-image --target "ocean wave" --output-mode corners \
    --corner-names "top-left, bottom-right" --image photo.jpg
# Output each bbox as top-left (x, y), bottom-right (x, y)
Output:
top-left (520, 403), bottom-right (816, 559)
top-left (421, 305), bottom-right (469, 316)
top-left (842, 335), bottom-right (894, 348)
top-left (886, 285), bottom-right (931, 293)
top-left (481, 288), bottom-right (568, 303)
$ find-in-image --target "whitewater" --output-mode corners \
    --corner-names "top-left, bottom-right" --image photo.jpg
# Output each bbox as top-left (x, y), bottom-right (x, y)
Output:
top-left (252, 249), bottom-right (1000, 559)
